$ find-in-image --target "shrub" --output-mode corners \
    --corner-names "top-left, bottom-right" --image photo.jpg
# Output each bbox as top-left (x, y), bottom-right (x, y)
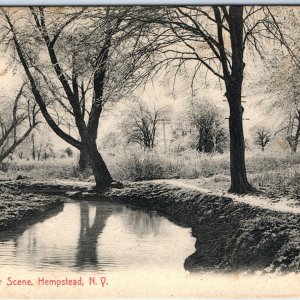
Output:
top-left (115, 153), bottom-right (165, 181)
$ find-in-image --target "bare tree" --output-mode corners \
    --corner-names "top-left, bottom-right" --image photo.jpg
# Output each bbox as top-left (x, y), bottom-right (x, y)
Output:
top-left (133, 6), bottom-right (293, 193)
top-left (1, 7), bottom-right (146, 190)
top-left (0, 84), bottom-right (39, 162)
top-left (121, 100), bottom-right (170, 149)
top-left (254, 127), bottom-right (271, 151)
top-left (261, 54), bottom-right (300, 153)
top-left (31, 132), bottom-right (54, 161)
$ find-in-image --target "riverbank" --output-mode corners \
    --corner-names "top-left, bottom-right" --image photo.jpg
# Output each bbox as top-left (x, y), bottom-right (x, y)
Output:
top-left (0, 184), bottom-right (63, 231)
top-left (2, 179), bottom-right (300, 273)
top-left (103, 181), bottom-right (300, 273)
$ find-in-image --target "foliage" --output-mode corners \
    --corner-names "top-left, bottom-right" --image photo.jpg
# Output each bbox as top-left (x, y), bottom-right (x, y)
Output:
top-left (64, 147), bottom-right (73, 158)
top-left (0, 158), bottom-right (78, 180)
top-left (116, 152), bottom-right (165, 181)
top-left (121, 100), bottom-right (171, 148)
top-left (260, 55), bottom-right (300, 152)
top-left (188, 100), bottom-right (228, 153)
top-left (254, 127), bottom-right (272, 151)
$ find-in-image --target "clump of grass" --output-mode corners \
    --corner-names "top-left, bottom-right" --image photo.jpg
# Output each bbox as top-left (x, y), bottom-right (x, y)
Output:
top-left (111, 152), bottom-right (171, 181)
top-left (243, 150), bottom-right (300, 198)
top-left (0, 162), bottom-right (9, 172)
top-left (245, 150), bottom-right (300, 174)
top-left (125, 153), bottom-right (164, 181)
top-left (0, 159), bottom-right (78, 181)
top-left (104, 147), bottom-right (230, 181)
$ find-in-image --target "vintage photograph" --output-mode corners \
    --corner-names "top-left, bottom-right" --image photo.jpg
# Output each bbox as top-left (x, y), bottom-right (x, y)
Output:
top-left (1, 5), bottom-right (300, 298)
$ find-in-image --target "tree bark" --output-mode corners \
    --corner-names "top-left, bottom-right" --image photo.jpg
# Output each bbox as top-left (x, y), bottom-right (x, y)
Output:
top-left (224, 6), bottom-right (254, 194)
top-left (31, 134), bottom-right (36, 160)
top-left (227, 99), bottom-right (253, 193)
top-left (78, 152), bottom-right (89, 172)
top-left (81, 136), bottom-right (112, 191)
top-left (292, 112), bottom-right (300, 153)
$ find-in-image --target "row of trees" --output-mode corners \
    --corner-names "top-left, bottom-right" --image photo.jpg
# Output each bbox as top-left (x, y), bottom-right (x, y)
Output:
top-left (118, 99), bottom-right (293, 153)
top-left (0, 6), bottom-right (296, 193)
top-left (120, 99), bottom-right (228, 153)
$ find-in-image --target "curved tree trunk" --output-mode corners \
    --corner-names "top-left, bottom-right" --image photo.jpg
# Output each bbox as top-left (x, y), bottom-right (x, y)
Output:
top-left (292, 112), bottom-right (300, 153)
top-left (81, 137), bottom-right (113, 192)
top-left (6, 9), bottom-right (114, 193)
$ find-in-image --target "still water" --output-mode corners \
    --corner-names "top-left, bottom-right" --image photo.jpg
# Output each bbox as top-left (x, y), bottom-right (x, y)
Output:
top-left (0, 201), bottom-right (195, 275)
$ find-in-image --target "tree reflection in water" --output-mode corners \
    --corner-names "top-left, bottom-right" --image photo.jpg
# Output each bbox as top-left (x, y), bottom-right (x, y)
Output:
top-left (120, 207), bottom-right (163, 237)
top-left (75, 202), bottom-right (118, 270)
top-left (0, 201), bottom-right (195, 274)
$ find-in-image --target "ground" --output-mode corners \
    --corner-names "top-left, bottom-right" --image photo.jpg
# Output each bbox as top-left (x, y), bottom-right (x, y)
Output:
top-left (1, 177), bottom-right (300, 273)
top-left (2, 149), bottom-right (300, 200)
top-left (0, 183), bottom-right (63, 231)
top-left (1, 150), bottom-right (300, 272)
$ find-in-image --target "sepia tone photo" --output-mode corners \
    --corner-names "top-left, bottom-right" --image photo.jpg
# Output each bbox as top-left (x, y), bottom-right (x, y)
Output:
top-left (1, 4), bottom-right (300, 298)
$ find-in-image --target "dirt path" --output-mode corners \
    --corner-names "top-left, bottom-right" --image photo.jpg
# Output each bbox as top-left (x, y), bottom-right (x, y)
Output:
top-left (155, 179), bottom-right (300, 215)
top-left (5, 177), bottom-right (300, 215)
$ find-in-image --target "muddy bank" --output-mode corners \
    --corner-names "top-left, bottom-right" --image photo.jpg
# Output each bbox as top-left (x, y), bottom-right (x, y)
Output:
top-left (3, 179), bottom-right (300, 273)
top-left (103, 182), bottom-right (300, 273)
top-left (0, 184), bottom-right (63, 231)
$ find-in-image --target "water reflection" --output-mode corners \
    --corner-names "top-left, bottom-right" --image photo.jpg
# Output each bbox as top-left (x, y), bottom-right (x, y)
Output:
top-left (120, 207), bottom-right (162, 237)
top-left (0, 201), bottom-right (195, 274)
top-left (0, 204), bottom-right (63, 243)
top-left (75, 202), bottom-right (119, 270)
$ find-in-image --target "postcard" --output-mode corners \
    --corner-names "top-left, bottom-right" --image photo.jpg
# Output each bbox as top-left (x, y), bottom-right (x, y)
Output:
top-left (1, 3), bottom-right (300, 299)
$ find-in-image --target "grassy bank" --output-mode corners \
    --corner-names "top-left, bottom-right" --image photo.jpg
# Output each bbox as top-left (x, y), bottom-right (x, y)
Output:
top-left (0, 184), bottom-right (63, 231)
top-left (1, 148), bottom-right (300, 199)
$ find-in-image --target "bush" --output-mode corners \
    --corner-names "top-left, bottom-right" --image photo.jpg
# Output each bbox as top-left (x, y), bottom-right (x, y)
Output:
top-left (115, 153), bottom-right (165, 181)
top-left (103, 146), bottom-right (230, 181)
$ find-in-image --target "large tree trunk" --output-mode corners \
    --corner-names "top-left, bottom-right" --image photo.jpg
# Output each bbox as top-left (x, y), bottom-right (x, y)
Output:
top-left (81, 137), bottom-right (112, 192)
top-left (227, 88), bottom-right (254, 194)
top-left (78, 152), bottom-right (90, 172)
top-left (225, 6), bottom-right (254, 194)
